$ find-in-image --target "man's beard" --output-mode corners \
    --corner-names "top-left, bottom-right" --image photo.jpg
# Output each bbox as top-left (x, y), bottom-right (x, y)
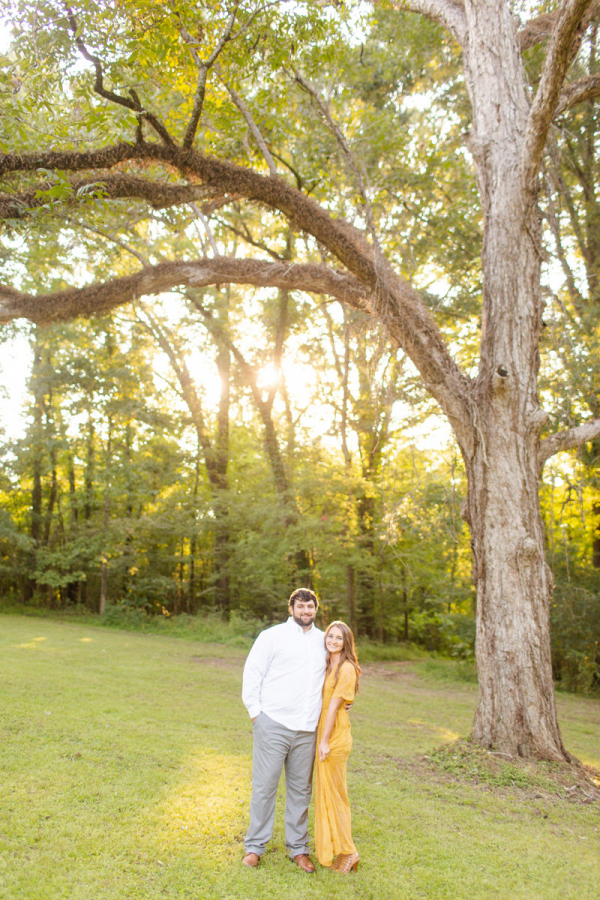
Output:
top-left (292, 611), bottom-right (315, 627)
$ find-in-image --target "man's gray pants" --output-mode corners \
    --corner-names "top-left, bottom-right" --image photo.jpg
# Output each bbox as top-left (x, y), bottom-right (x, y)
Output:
top-left (245, 712), bottom-right (317, 858)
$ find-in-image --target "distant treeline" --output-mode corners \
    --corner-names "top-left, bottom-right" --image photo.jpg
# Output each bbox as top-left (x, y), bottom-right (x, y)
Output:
top-left (0, 317), bottom-right (598, 693)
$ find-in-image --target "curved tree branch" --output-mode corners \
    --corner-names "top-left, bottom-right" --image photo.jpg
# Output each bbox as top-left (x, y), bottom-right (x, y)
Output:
top-left (0, 142), bottom-right (138, 176)
top-left (539, 419), bottom-right (600, 468)
top-left (0, 257), bottom-right (368, 324)
top-left (392, 0), bottom-right (466, 44)
top-left (519, 2), bottom-right (600, 50)
top-left (555, 72), bottom-right (600, 115)
top-left (0, 140), bottom-right (472, 436)
top-left (523, 0), bottom-right (595, 188)
top-left (0, 174), bottom-right (228, 219)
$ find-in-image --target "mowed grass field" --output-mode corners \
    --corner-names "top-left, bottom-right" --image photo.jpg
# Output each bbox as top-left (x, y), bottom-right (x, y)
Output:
top-left (0, 614), bottom-right (599, 900)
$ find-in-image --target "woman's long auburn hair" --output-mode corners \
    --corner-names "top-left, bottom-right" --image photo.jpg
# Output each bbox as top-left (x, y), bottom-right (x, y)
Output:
top-left (325, 620), bottom-right (361, 693)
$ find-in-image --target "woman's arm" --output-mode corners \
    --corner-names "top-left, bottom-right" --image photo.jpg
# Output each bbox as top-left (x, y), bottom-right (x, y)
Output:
top-left (318, 696), bottom-right (344, 761)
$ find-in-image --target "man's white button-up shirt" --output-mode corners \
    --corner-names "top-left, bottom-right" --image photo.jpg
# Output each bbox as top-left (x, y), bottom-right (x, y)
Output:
top-left (242, 617), bottom-right (327, 732)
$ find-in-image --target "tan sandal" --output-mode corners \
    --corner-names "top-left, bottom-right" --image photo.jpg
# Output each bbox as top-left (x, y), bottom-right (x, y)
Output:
top-left (335, 852), bottom-right (359, 874)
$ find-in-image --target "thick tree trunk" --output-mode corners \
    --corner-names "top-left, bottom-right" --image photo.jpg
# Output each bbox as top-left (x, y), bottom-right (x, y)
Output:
top-left (466, 426), bottom-right (567, 759)
top-left (461, 0), bottom-right (569, 760)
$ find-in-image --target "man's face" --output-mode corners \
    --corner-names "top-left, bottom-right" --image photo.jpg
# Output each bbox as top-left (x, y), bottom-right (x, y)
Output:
top-left (289, 598), bottom-right (317, 629)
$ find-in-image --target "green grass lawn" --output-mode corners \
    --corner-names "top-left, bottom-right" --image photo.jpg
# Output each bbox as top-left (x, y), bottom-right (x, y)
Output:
top-left (0, 614), bottom-right (599, 900)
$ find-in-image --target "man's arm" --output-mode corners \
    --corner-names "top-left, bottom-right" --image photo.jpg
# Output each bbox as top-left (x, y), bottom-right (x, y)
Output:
top-left (242, 630), bottom-right (272, 722)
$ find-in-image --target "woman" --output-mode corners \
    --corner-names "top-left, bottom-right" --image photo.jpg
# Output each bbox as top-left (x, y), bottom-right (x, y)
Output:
top-left (314, 620), bottom-right (361, 873)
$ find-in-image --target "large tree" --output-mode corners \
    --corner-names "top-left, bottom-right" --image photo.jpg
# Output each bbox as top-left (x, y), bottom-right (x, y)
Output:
top-left (2, 0), bottom-right (600, 759)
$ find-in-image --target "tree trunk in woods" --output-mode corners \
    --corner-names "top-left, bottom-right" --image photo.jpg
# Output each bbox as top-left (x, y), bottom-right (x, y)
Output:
top-left (65, 451), bottom-right (79, 604)
top-left (192, 287), bottom-right (312, 582)
top-left (24, 337), bottom-right (44, 603)
top-left (189, 446), bottom-right (201, 611)
top-left (357, 492), bottom-right (376, 637)
top-left (43, 439), bottom-right (57, 546)
top-left (401, 567), bottom-right (409, 642)
top-left (457, 0), bottom-right (568, 760)
top-left (346, 565), bottom-right (357, 636)
top-left (213, 340), bottom-right (231, 613)
top-left (84, 414), bottom-right (95, 521)
top-left (137, 304), bottom-right (233, 612)
top-left (593, 501), bottom-right (600, 569)
top-left (99, 419), bottom-right (112, 616)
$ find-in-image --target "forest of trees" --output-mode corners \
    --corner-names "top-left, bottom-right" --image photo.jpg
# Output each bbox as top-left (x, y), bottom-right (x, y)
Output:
top-left (1, 0), bottom-right (600, 755)
top-left (1, 307), bottom-right (598, 694)
top-left (0, 308), bottom-right (474, 638)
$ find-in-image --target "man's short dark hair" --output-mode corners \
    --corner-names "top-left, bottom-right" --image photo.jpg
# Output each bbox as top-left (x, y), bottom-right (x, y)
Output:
top-left (289, 588), bottom-right (319, 610)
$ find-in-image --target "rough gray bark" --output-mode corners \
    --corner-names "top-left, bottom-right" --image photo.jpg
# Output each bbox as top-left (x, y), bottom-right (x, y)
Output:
top-left (443, 0), bottom-right (600, 759)
top-left (447, 0), bottom-right (569, 759)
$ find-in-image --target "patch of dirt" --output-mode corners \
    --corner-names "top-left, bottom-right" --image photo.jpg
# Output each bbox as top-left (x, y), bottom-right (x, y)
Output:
top-left (190, 655), bottom-right (242, 670)
top-left (399, 740), bottom-right (600, 806)
top-left (360, 661), bottom-right (419, 681)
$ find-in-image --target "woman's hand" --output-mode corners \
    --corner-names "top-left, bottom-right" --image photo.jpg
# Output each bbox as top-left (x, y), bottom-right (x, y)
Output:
top-left (318, 739), bottom-right (330, 762)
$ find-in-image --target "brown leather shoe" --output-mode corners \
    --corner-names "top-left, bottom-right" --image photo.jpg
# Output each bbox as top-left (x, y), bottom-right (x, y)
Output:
top-left (293, 854), bottom-right (315, 873)
top-left (242, 852), bottom-right (260, 868)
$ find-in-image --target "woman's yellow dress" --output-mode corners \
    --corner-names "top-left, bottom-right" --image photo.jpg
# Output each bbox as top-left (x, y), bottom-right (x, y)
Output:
top-left (314, 659), bottom-right (357, 867)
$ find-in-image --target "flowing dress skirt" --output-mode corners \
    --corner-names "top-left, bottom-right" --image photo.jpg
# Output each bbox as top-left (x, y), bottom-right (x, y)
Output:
top-left (314, 662), bottom-right (357, 866)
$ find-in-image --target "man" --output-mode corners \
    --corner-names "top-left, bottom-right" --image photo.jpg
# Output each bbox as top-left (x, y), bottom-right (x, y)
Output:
top-left (241, 588), bottom-right (326, 873)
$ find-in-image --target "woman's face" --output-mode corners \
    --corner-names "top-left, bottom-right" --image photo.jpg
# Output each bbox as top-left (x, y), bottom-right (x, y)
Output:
top-left (325, 626), bottom-right (344, 655)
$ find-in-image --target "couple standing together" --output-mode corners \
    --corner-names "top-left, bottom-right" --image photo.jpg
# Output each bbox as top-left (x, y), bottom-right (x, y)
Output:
top-left (241, 588), bottom-right (361, 874)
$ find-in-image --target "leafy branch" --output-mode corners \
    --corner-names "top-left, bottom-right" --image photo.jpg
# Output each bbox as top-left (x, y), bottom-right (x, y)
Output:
top-left (65, 6), bottom-right (175, 146)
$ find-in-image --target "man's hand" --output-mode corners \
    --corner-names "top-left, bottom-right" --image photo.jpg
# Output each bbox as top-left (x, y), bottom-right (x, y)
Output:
top-left (251, 716), bottom-right (258, 724)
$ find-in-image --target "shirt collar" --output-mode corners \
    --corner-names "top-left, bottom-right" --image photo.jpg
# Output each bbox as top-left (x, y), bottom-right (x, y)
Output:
top-left (286, 615), bottom-right (315, 635)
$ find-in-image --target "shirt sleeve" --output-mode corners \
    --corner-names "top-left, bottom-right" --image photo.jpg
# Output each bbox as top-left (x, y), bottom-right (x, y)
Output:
top-left (242, 629), bottom-right (272, 719)
top-left (332, 662), bottom-right (357, 703)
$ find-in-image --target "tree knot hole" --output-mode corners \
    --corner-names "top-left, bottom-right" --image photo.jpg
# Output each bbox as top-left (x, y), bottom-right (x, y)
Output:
top-left (492, 365), bottom-right (510, 394)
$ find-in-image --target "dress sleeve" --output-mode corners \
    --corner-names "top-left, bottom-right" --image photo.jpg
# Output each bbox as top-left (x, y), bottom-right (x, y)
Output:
top-left (332, 662), bottom-right (356, 702)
